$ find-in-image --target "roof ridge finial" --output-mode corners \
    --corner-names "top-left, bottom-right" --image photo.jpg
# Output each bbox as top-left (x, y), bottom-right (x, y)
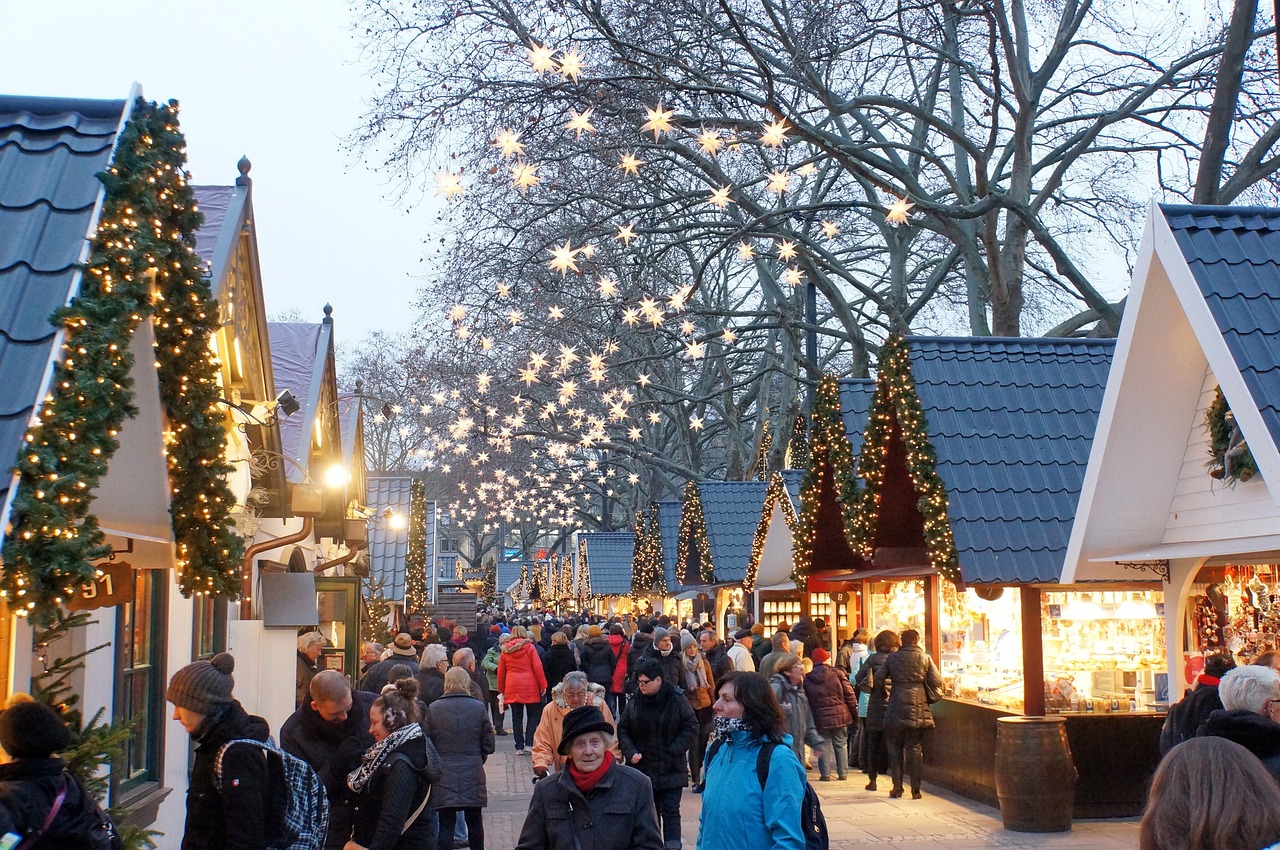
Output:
top-left (236, 155), bottom-right (252, 188)
top-left (323, 303), bottom-right (333, 324)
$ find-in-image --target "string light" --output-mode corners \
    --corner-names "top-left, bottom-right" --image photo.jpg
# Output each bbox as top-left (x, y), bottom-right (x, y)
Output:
top-left (676, 482), bottom-right (715, 584)
top-left (405, 480), bottom-right (428, 611)
top-left (791, 375), bottom-right (861, 587)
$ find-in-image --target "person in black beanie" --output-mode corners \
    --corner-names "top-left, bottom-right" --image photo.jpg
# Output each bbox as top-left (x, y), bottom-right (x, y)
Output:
top-left (168, 652), bottom-right (284, 850)
top-left (0, 695), bottom-right (122, 848)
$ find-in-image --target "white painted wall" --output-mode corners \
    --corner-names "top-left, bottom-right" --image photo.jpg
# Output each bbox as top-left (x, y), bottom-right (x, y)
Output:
top-left (153, 569), bottom-right (196, 847)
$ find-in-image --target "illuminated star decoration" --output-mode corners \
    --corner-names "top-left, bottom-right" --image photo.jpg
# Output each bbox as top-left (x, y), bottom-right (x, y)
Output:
top-left (448, 304), bottom-right (467, 322)
top-left (738, 241), bottom-right (756, 260)
top-left (778, 240), bottom-right (798, 261)
top-left (689, 414), bottom-right (705, 430)
top-left (766, 169), bottom-right (792, 194)
top-left (548, 305), bottom-right (565, 321)
top-left (435, 170), bottom-right (464, 199)
top-left (641, 104), bottom-right (675, 140)
top-left (886, 195), bottom-right (915, 226)
top-left (698, 128), bottom-right (724, 155)
top-left (528, 41), bottom-right (557, 74)
top-left (549, 240), bottom-right (580, 275)
top-left (619, 153), bottom-right (642, 175)
top-left (494, 129), bottom-right (525, 158)
top-left (708, 186), bottom-right (731, 209)
top-left (760, 119), bottom-right (790, 148)
top-left (784, 267), bottom-right (804, 285)
top-left (558, 49), bottom-right (585, 81)
top-left (566, 108), bottom-right (596, 138)
top-left (511, 161), bottom-right (540, 192)
top-left (617, 223), bottom-right (637, 244)
top-left (596, 276), bottom-right (618, 297)
top-left (821, 220), bottom-right (840, 238)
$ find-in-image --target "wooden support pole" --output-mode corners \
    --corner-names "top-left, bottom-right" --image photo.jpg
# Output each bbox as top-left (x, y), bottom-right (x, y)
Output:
top-left (1022, 586), bottom-right (1046, 716)
top-left (925, 574), bottom-right (941, 661)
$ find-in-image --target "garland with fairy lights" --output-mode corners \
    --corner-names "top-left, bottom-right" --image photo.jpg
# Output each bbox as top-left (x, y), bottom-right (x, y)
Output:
top-left (577, 545), bottom-right (592, 601)
top-left (746, 472), bottom-right (797, 592)
top-left (1205, 386), bottom-right (1259, 484)
top-left (517, 562), bottom-right (529, 599)
top-left (405, 480), bottom-right (427, 611)
top-left (480, 556), bottom-right (496, 604)
top-left (646, 509), bottom-right (666, 594)
top-left (677, 481), bottom-right (715, 583)
top-left (2, 99), bottom-right (242, 622)
top-left (787, 413), bottom-right (810, 469)
top-left (755, 431), bottom-right (773, 480)
top-left (630, 510), bottom-right (650, 598)
top-left (851, 335), bottom-right (961, 586)
top-left (791, 375), bottom-right (862, 587)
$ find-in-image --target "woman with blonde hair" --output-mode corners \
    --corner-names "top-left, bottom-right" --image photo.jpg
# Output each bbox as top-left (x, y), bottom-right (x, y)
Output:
top-left (1140, 736), bottom-right (1280, 849)
top-left (427, 668), bottom-right (494, 850)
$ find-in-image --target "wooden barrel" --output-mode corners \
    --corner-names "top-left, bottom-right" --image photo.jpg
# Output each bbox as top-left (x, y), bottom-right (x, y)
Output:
top-left (995, 716), bottom-right (1076, 832)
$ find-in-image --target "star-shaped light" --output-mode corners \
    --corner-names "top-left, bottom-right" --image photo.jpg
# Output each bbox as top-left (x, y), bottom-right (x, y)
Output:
top-left (558, 48), bottom-right (585, 81)
top-left (477, 373), bottom-right (492, 393)
top-left (528, 41), bottom-right (557, 73)
top-left (766, 169), bottom-right (792, 194)
top-left (798, 162), bottom-right (817, 176)
top-left (622, 308), bottom-right (640, 326)
top-left (456, 325), bottom-right (472, 339)
top-left (548, 305), bottom-right (565, 321)
top-left (494, 129), bottom-right (525, 158)
top-left (647, 410), bottom-right (662, 424)
top-left (628, 427), bottom-right (643, 442)
top-left (508, 309), bottom-right (523, 325)
top-left (604, 339), bottom-right (620, 355)
top-left (511, 161), bottom-right (540, 192)
top-left (617, 223), bottom-right (637, 244)
top-left (427, 169), bottom-right (464, 204)
top-left (480, 336), bottom-right (493, 351)
top-left (708, 186), bottom-right (732, 209)
top-left (778, 240), bottom-right (798, 261)
top-left (680, 319), bottom-right (696, 335)
top-left (821, 220), bottom-right (840, 238)
top-left (566, 108), bottom-right (595, 138)
top-left (641, 103), bottom-right (675, 139)
top-left (760, 119), bottom-right (790, 147)
top-left (548, 240), bottom-right (580, 275)
top-left (496, 282), bottom-right (511, 297)
top-left (886, 195), bottom-right (915, 226)
top-left (557, 345), bottom-right (579, 367)
top-left (690, 414), bottom-right (705, 430)
top-left (619, 153), bottom-right (642, 175)
top-left (685, 340), bottom-right (706, 360)
top-left (738, 241), bottom-right (756, 260)
top-left (784, 267), bottom-right (805, 285)
top-left (637, 373), bottom-right (652, 387)
top-left (722, 327), bottom-right (738, 344)
top-left (596, 276), bottom-right (618, 297)
top-left (529, 352), bottom-right (548, 370)
top-left (520, 368), bottom-right (540, 386)
top-left (448, 304), bottom-right (467, 322)
top-left (698, 128), bottom-right (724, 155)
top-left (558, 380), bottom-right (578, 402)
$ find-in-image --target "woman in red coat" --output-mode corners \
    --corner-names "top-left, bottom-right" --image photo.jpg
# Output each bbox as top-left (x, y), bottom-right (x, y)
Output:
top-left (498, 626), bottom-right (548, 755)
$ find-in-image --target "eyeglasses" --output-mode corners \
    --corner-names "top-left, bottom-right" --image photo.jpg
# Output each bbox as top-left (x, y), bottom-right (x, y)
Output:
top-left (637, 677), bottom-right (655, 686)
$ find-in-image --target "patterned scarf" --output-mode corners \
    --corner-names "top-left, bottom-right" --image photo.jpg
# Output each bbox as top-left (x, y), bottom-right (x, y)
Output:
top-left (347, 722), bottom-right (423, 793)
top-left (684, 651), bottom-right (710, 692)
top-left (709, 715), bottom-right (749, 746)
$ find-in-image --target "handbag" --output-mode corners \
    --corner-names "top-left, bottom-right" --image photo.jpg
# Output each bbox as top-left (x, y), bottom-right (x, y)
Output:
top-left (923, 659), bottom-right (943, 705)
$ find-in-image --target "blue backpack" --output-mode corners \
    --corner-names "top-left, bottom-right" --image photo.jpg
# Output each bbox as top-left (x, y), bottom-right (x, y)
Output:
top-left (216, 737), bottom-right (329, 850)
top-left (705, 739), bottom-right (829, 850)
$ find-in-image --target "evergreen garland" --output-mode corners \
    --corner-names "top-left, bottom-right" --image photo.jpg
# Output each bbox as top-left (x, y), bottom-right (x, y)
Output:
top-left (646, 509), bottom-right (666, 594)
top-left (630, 509), bottom-right (649, 599)
top-left (405, 480), bottom-right (427, 611)
top-left (851, 335), bottom-right (961, 586)
top-left (677, 481), bottom-right (715, 583)
top-left (576, 542), bottom-right (592, 601)
top-left (792, 375), bottom-right (862, 586)
top-left (754, 430), bottom-right (773, 480)
top-left (787, 413), bottom-right (810, 469)
top-left (1205, 385), bottom-right (1259, 483)
top-left (481, 555), bottom-right (497, 604)
top-left (2, 99), bottom-right (241, 623)
top-left (517, 562), bottom-right (529, 600)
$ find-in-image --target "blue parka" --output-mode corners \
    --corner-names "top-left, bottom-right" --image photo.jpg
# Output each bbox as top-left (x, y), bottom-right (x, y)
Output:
top-left (695, 729), bottom-right (806, 850)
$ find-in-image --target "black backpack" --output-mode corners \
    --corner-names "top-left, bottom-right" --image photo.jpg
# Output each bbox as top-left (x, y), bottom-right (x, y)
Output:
top-left (705, 739), bottom-right (829, 850)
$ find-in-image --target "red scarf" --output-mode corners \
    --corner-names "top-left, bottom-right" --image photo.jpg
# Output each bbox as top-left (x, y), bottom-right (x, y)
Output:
top-left (1198, 675), bottom-right (1221, 687)
top-left (568, 756), bottom-right (612, 792)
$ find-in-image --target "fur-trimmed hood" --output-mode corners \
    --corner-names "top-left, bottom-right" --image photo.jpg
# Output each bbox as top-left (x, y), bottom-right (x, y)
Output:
top-left (550, 679), bottom-right (607, 709)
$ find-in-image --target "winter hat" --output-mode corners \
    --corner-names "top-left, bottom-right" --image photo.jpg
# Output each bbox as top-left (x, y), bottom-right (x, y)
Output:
top-left (490, 625), bottom-right (502, 634)
top-left (652, 626), bottom-right (669, 644)
top-left (557, 705), bottom-right (615, 756)
top-left (751, 623), bottom-right (766, 637)
top-left (0, 697), bottom-right (70, 759)
top-left (589, 625), bottom-right (602, 637)
top-left (680, 633), bottom-right (697, 651)
top-left (167, 652), bottom-right (235, 715)
top-left (390, 633), bottom-right (418, 657)
top-left (734, 628), bottom-right (753, 640)
top-left (811, 647), bottom-right (831, 664)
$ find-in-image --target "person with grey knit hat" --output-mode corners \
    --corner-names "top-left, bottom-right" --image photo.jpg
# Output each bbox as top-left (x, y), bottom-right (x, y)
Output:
top-left (168, 652), bottom-right (283, 850)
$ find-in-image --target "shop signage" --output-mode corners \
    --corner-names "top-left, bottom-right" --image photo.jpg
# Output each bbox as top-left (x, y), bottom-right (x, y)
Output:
top-left (70, 562), bottom-right (135, 612)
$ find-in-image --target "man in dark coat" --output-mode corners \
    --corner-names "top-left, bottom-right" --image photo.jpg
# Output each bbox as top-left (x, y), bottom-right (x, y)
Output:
top-left (639, 628), bottom-right (684, 695)
top-left (854, 629), bottom-right (900, 791)
top-left (281, 670), bottom-right (376, 850)
top-left (1160, 652), bottom-right (1237, 754)
top-left (580, 626), bottom-right (616, 692)
top-left (168, 652), bottom-right (284, 850)
top-left (416, 644), bottom-right (450, 707)
top-left (618, 658), bottom-right (698, 850)
top-left (699, 630), bottom-right (731, 684)
top-left (790, 616), bottom-right (821, 656)
top-left (359, 632), bottom-right (422, 693)
top-left (1196, 664), bottom-right (1280, 782)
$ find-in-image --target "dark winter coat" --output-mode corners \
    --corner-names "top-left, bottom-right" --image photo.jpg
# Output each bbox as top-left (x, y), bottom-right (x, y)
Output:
top-left (0, 757), bottom-right (121, 849)
top-left (703, 643), bottom-right (731, 685)
top-left (359, 655), bottom-right (420, 695)
top-left (351, 733), bottom-right (437, 850)
top-left (297, 651), bottom-right (320, 707)
top-left (514, 763), bottom-right (663, 850)
top-left (281, 689), bottom-right (377, 849)
top-left (804, 662), bottom-right (859, 731)
top-left (789, 619), bottom-right (821, 656)
top-left (627, 633), bottom-right (654, 680)
top-left (639, 644), bottom-right (685, 694)
top-left (426, 692), bottom-right (495, 810)
top-left (182, 701), bottom-right (284, 850)
top-left (854, 650), bottom-right (895, 732)
top-left (1160, 681), bottom-right (1226, 754)
top-left (543, 644), bottom-right (579, 690)
top-left (580, 635), bottom-right (617, 689)
top-left (617, 681), bottom-right (699, 790)
top-left (878, 644), bottom-right (942, 731)
top-left (1197, 709), bottom-right (1280, 782)
top-left (415, 667), bottom-right (447, 707)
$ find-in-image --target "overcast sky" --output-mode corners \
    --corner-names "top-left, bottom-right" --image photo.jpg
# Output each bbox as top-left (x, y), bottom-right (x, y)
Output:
top-left (5, 1), bottom-right (438, 344)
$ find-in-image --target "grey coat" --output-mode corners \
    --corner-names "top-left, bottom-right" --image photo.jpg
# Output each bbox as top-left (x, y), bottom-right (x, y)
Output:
top-left (770, 674), bottom-right (819, 762)
top-left (878, 644), bottom-right (942, 731)
top-left (426, 691), bottom-right (495, 809)
top-left (515, 764), bottom-right (663, 850)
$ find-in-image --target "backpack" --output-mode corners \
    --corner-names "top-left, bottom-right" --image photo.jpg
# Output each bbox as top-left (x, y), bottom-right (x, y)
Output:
top-left (216, 737), bottom-right (330, 850)
top-left (705, 739), bottom-right (829, 850)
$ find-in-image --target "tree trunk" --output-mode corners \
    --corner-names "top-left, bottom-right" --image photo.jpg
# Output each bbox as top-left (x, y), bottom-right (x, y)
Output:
top-left (1194, 0), bottom-right (1260, 203)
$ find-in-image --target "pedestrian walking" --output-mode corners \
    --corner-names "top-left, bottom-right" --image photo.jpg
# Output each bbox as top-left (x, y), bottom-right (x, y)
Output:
top-left (543, 632), bottom-right (578, 690)
top-left (841, 628), bottom-right (871, 766)
top-left (769, 654), bottom-right (823, 768)
top-left (877, 628), bottom-right (942, 799)
top-left (514, 705), bottom-right (663, 850)
top-left (481, 635), bottom-right (507, 735)
top-left (696, 671), bottom-right (807, 850)
top-left (298, 631), bottom-right (324, 708)
top-left (853, 629), bottom-right (899, 790)
top-left (699, 631), bottom-right (731, 684)
top-left (0, 696), bottom-right (123, 849)
top-left (727, 629), bottom-right (756, 672)
top-left (167, 652), bottom-right (276, 850)
top-left (607, 624), bottom-right (630, 717)
top-left (803, 647), bottom-right (859, 781)
top-left (416, 644), bottom-right (449, 707)
top-left (617, 658), bottom-right (698, 850)
top-left (347, 677), bottom-right (441, 850)
top-left (427, 668), bottom-right (495, 850)
top-left (639, 627), bottom-right (684, 695)
top-left (282, 670), bottom-right (377, 850)
top-left (361, 634), bottom-right (421, 694)
top-left (579, 625), bottom-right (616, 698)
top-left (758, 631), bottom-right (793, 681)
top-left (498, 626), bottom-right (548, 756)
top-left (531, 673), bottom-right (620, 778)
top-left (679, 634), bottom-right (715, 791)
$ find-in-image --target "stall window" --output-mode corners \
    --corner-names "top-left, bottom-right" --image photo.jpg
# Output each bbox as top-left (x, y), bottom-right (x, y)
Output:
top-left (115, 570), bottom-right (166, 793)
top-left (192, 595), bottom-right (227, 661)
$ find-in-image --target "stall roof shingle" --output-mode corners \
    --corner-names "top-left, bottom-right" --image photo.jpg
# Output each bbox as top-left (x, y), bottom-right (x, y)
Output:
top-left (656, 500), bottom-right (684, 592)
top-left (906, 336), bottom-right (1114, 584)
top-left (580, 532), bottom-right (635, 596)
top-left (699, 480), bottom-right (769, 583)
top-left (0, 95), bottom-right (126, 530)
top-left (840, 379), bottom-right (876, 457)
top-left (497, 560), bottom-right (523, 595)
top-left (366, 477), bottom-right (414, 600)
top-left (1162, 204), bottom-right (1280, 454)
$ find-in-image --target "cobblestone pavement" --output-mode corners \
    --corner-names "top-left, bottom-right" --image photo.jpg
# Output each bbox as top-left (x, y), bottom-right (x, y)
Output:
top-left (481, 732), bottom-right (1140, 849)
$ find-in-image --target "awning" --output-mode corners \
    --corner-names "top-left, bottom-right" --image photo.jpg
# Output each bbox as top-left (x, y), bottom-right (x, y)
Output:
top-left (816, 564), bottom-right (938, 583)
top-left (1089, 534), bottom-right (1280, 565)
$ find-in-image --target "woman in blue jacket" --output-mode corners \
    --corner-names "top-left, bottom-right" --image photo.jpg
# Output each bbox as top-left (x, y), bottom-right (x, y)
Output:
top-left (696, 671), bottom-right (806, 850)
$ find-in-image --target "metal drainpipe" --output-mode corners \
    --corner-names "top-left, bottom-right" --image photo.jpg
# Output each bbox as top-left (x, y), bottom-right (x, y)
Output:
top-left (316, 546), bottom-right (359, 575)
top-left (239, 517), bottom-right (314, 619)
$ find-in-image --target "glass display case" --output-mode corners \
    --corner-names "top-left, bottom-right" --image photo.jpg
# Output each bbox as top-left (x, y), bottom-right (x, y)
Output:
top-left (808, 591), bottom-right (851, 632)
top-left (939, 585), bottom-right (1025, 711)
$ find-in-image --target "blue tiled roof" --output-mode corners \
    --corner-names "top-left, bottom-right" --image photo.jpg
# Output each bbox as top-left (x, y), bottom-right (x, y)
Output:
top-left (840, 379), bottom-right (876, 457)
top-left (580, 532), bottom-right (635, 595)
top-left (1162, 205), bottom-right (1280, 454)
top-left (906, 336), bottom-right (1114, 584)
top-left (366, 477), bottom-right (413, 600)
top-left (656, 500), bottom-right (684, 592)
top-left (0, 95), bottom-right (126, 532)
top-left (497, 560), bottom-right (523, 595)
top-left (699, 480), bottom-right (769, 582)
top-left (778, 469), bottom-right (805, 513)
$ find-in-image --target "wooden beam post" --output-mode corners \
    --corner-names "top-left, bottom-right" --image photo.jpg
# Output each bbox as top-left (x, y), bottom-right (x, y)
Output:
top-left (925, 574), bottom-right (941, 661)
top-left (1022, 586), bottom-right (1046, 716)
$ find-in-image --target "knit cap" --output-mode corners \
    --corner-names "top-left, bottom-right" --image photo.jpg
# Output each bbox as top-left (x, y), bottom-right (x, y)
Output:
top-left (680, 632), bottom-right (696, 651)
top-left (167, 652), bottom-right (235, 715)
top-left (652, 626), bottom-right (669, 643)
top-left (751, 623), bottom-right (766, 636)
top-left (0, 697), bottom-right (70, 759)
top-left (588, 625), bottom-right (602, 637)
